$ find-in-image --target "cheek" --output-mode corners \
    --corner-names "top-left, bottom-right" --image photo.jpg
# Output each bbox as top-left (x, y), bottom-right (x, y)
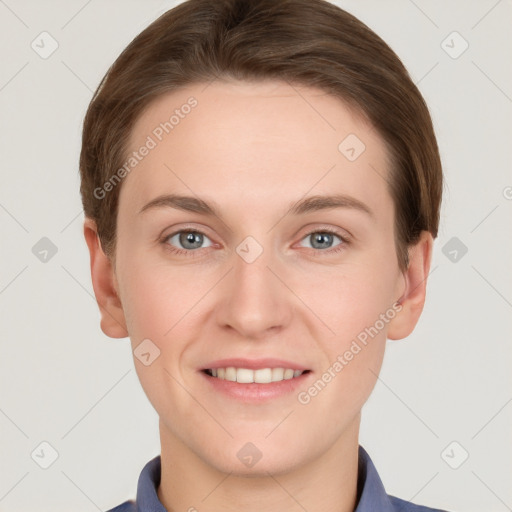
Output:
top-left (117, 258), bottom-right (184, 342)
top-left (296, 272), bottom-right (389, 418)
top-left (297, 263), bottom-right (397, 344)
top-left (295, 263), bottom-right (396, 401)
top-left (118, 263), bottom-right (191, 412)
top-left (119, 252), bottom-right (398, 346)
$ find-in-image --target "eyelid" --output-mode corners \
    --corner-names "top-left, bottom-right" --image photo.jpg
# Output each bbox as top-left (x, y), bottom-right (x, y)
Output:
top-left (299, 224), bottom-right (352, 240)
top-left (159, 223), bottom-right (216, 241)
top-left (160, 223), bottom-right (351, 242)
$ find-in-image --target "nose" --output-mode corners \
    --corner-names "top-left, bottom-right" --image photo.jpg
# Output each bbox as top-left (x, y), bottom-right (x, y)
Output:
top-left (215, 241), bottom-right (294, 340)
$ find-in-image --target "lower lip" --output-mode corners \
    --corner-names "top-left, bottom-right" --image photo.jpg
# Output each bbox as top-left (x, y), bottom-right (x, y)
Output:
top-left (200, 371), bottom-right (312, 402)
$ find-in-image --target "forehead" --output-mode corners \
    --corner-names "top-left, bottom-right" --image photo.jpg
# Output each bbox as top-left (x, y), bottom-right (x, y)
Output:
top-left (120, 79), bottom-right (393, 225)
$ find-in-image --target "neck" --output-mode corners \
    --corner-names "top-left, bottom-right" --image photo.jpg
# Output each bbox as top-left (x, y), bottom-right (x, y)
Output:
top-left (157, 417), bottom-right (361, 512)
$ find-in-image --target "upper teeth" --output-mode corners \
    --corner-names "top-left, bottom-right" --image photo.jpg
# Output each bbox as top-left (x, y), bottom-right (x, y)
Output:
top-left (209, 367), bottom-right (304, 383)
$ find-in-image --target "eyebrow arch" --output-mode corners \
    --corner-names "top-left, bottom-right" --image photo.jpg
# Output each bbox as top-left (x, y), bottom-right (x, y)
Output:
top-left (289, 194), bottom-right (374, 218)
top-left (139, 193), bottom-right (374, 219)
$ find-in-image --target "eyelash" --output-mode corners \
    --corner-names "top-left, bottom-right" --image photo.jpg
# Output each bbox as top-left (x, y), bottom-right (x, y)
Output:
top-left (161, 227), bottom-right (350, 258)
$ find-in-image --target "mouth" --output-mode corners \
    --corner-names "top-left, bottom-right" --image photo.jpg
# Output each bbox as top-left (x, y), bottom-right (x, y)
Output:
top-left (202, 367), bottom-right (311, 383)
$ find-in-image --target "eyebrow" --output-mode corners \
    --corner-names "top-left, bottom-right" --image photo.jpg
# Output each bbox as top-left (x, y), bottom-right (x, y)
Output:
top-left (139, 193), bottom-right (374, 219)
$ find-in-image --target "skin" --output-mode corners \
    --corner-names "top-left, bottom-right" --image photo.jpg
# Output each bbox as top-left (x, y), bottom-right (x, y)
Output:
top-left (84, 80), bottom-right (433, 512)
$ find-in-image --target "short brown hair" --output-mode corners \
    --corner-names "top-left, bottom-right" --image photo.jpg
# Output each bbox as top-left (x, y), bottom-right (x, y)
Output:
top-left (79, 0), bottom-right (443, 272)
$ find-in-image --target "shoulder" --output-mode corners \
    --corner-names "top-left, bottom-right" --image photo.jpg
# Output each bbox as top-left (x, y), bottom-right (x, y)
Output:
top-left (104, 499), bottom-right (136, 512)
top-left (388, 494), bottom-right (453, 512)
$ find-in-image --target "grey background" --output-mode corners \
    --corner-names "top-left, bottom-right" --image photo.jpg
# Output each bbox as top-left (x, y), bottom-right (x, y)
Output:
top-left (0, 0), bottom-right (511, 511)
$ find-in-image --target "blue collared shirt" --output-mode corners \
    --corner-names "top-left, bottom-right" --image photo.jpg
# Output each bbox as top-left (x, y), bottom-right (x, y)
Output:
top-left (107, 445), bottom-right (451, 512)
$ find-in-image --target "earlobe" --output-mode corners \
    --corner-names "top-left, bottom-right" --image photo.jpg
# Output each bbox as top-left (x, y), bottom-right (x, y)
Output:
top-left (83, 218), bottom-right (128, 339)
top-left (387, 231), bottom-right (434, 341)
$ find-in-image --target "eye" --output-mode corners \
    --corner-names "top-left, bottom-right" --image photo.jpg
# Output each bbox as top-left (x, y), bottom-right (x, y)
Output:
top-left (162, 230), bottom-right (213, 256)
top-left (298, 228), bottom-right (349, 255)
top-left (160, 227), bottom-right (350, 258)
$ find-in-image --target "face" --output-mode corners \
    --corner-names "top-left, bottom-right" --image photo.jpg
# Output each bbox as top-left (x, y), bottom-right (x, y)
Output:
top-left (99, 80), bottom-right (420, 475)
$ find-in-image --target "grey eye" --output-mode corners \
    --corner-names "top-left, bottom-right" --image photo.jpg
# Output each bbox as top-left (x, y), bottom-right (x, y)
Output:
top-left (166, 231), bottom-right (213, 250)
top-left (300, 232), bottom-right (343, 250)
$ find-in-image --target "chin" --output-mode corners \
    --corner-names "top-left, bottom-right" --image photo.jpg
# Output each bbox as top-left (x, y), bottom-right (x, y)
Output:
top-left (202, 437), bottom-right (309, 477)
top-left (213, 455), bottom-right (298, 478)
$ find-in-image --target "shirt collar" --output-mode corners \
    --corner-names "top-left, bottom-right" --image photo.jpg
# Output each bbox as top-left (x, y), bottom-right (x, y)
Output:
top-left (355, 445), bottom-right (396, 511)
top-left (134, 445), bottom-right (396, 512)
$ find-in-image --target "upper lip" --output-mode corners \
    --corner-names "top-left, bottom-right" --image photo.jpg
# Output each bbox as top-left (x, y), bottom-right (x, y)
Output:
top-left (201, 358), bottom-right (310, 371)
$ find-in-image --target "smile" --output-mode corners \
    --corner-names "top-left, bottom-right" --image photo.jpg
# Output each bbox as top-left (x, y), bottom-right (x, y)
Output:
top-left (203, 367), bottom-right (310, 383)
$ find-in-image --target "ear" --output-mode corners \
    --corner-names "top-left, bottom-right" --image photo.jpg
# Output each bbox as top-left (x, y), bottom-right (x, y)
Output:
top-left (387, 231), bottom-right (434, 340)
top-left (83, 218), bottom-right (128, 338)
